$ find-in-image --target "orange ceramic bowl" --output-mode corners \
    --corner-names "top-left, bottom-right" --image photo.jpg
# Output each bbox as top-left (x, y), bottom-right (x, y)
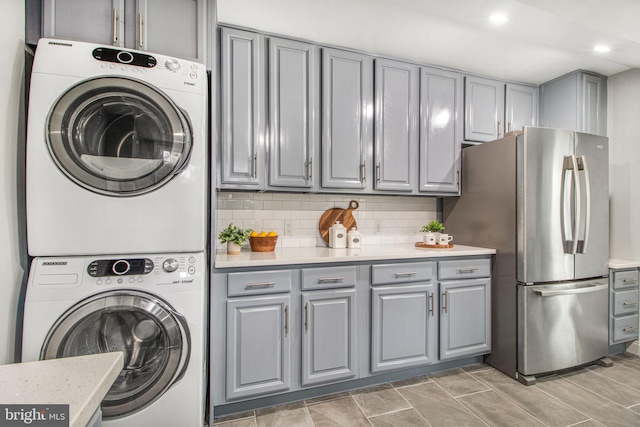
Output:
top-left (249, 236), bottom-right (278, 252)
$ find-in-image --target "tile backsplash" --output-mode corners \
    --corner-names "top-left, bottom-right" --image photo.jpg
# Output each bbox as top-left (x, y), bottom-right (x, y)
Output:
top-left (215, 191), bottom-right (438, 251)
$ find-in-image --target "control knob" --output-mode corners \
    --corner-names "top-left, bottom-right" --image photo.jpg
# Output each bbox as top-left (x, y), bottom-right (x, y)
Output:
top-left (112, 260), bottom-right (130, 275)
top-left (163, 258), bottom-right (179, 272)
top-left (165, 58), bottom-right (180, 71)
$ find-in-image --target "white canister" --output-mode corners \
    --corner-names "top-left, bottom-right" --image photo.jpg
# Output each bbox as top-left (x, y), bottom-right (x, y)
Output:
top-left (329, 221), bottom-right (347, 248)
top-left (347, 227), bottom-right (362, 249)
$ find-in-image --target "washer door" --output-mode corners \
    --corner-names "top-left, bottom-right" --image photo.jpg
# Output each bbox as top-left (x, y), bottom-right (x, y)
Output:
top-left (46, 76), bottom-right (192, 196)
top-left (41, 290), bottom-right (190, 419)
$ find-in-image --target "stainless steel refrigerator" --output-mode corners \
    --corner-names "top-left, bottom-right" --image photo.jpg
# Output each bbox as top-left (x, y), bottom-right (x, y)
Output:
top-left (443, 126), bottom-right (609, 385)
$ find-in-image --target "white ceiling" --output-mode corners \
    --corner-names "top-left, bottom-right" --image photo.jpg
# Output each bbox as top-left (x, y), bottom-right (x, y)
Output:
top-left (217, 0), bottom-right (640, 84)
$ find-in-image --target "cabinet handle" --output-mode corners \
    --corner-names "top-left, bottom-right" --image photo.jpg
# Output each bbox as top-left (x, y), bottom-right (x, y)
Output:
top-left (284, 305), bottom-right (289, 335)
top-left (112, 8), bottom-right (118, 44)
top-left (623, 302), bottom-right (639, 306)
top-left (623, 326), bottom-right (638, 332)
top-left (457, 268), bottom-right (478, 274)
top-left (429, 293), bottom-right (434, 316)
top-left (361, 161), bottom-right (366, 183)
top-left (245, 281), bottom-right (276, 289)
top-left (376, 163), bottom-right (381, 183)
top-left (317, 277), bottom-right (344, 283)
top-left (394, 272), bottom-right (417, 277)
top-left (253, 152), bottom-right (258, 178)
top-left (137, 13), bottom-right (144, 48)
top-left (442, 291), bottom-right (448, 314)
top-left (622, 278), bottom-right (638, 283)
top-left (307, 157), bottom-right (313, 180)
top-left (497, 120), bottom-right (503, 138)
top-left (305, 302), bottom-right (309, 332)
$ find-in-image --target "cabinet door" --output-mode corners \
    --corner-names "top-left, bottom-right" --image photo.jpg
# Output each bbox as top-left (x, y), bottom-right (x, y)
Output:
top-left (136, 0), bottom-right (205, 62)
top-left (371, 284), bottom-right (437, 372)
top-left (505, 83), bottom-right (538, 133)
top-left (226, 295), bottom-right (291, 400)
top-left (321, 48), bottom-right (373, 190)
top-left (220, 28), bottom-right (264, 187)
top-left (440, 279), bottom-right (491, 360)
top-left (581, 74), bottom-right (607, 136)
top-left (419, 68), bottom-right (462, 194)
top-left (42, 0), bottom-right (125, 46)
top-left (464, 76), bottom-right (505, 142)
top-left (268, 37), bottom-right (319, 189)
top-left (301, 290), bottom-right (357, 386)
top-left (374, 58), bottom-right (418, 192)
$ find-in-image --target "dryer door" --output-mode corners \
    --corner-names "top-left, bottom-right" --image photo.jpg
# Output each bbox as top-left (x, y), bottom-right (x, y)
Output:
top-left (41, 290), bottom-right (190, 419)
top-left (46, 76), bottom-right (192, 196)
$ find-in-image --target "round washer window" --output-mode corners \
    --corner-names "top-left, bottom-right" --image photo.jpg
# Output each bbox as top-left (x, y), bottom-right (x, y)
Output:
top-left (41, 290), bottom-right (190, 419)
top-left (47, 77), bottom-right (192, 196)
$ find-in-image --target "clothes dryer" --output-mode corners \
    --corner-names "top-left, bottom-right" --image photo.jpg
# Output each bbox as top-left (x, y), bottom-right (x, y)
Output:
top-left (26, 39), bottom-right (207, 256)
top-left (22, 252), bottom-right (206, 427)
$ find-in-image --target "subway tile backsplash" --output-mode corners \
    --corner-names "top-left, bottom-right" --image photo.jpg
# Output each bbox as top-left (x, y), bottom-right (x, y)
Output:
top-left (215, 191), bottom-right (438, 251)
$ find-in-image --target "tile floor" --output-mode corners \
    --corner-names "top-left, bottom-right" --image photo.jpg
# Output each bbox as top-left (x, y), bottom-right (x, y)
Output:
top-left (212, 353), bottom-right (640, 427)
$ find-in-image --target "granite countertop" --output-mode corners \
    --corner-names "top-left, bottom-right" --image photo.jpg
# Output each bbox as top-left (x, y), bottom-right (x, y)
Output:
top-left (215, 243), bottom-right (496, 268)
top-left (609, 259), bottom-right (640, 269)
top-left (0, 352), bottom-right (123, 427)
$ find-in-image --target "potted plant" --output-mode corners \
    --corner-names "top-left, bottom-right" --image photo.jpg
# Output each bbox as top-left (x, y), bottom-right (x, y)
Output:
top-left (420, 220), bottom-right (445, 245)
top-left (218, 223), bottom-right (252, 255)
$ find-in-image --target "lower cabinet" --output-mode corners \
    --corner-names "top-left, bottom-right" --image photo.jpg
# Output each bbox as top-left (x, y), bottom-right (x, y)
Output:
top-left (226, 294), bottom-right (291, 400)
top-left (301, 289), bottom-right (357, 386)
top-left (609, 268), bottom-right (639, 344)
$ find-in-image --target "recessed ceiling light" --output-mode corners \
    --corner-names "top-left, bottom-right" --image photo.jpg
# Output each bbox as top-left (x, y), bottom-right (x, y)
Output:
top-left (489, 13), bottom-right (509, 25)
top-left (594, 45), bottom-right (610, 53)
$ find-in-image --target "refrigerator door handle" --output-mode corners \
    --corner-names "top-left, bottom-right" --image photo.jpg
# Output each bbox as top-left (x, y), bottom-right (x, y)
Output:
top-left (533, 283), bottom-right (607, 297)
top-left (561, 155), bottom-right (580, 254)
top-left (576, 156), bottom-right (590, 253)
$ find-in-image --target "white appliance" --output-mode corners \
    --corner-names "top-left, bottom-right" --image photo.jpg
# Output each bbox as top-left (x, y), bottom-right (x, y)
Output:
top-left (22, 252), bottom-right (207, 426)
top-left (26, 38), bottom-right (207, 256)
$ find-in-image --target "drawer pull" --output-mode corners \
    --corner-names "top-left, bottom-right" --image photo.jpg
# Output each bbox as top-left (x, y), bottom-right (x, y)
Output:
top-left (623, 326), bottom-right (638, 332)
top-left (395, 272), bottom-right (417, 277)
top-left (317, 277), bottom-right (345, 283)
top-left (457, 268), bottom-right (479, 274)
top-left (622, 278), bottom-right (638, 283)
top-left (622, 302), bottom-right (639, 306)
top-left (245, 281), bottom-right (276, 289)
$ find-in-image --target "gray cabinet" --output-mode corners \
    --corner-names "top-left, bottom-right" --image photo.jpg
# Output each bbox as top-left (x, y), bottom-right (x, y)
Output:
top-left (321, 48), bottom-right (373, 190)
top-left (419, 67), bottom-right (463, 194)
top-left (540, 71), bottom-right (607, 136)
top-left (301, 289), bottom-right (357, 386)
top-left (464, 76), bottom-right (505, 142)
top-left (42, 0), bottom-right (206, 62)
top-left (609, 268), bottom-right (639, 344)
top-left (268, 37), bottom-right (319, 189)
top-left (220, 28), bottom-right (264, 188)
top-left (371, 283), bottom-right (437, 372)
top-left (374, 58), bottom-right (418, 192)
top-left (226, 294), bottom-right (291, 400)
top-left (505, 83), bottom-right (538, 133)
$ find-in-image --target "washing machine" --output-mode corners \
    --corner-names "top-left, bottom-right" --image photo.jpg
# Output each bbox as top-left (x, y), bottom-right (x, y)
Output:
top-left (26, 38), bottom-right (207, 256)
top-left (22, 252), bottom-right (206, 427)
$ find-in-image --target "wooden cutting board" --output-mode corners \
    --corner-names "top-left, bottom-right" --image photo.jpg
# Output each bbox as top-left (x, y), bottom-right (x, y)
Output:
top-left (319, 200), bottom-right (359, 244)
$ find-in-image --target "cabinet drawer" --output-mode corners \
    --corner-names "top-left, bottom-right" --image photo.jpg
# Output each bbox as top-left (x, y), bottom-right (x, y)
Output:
top-left (228, 270), bottom-right (293, 296)
top-left (612, 270), bottom-right (639, 290)
top-left (302, 266), bottom-right (356, 290)
top-left (438, 259), bottom-right (490, 280)
top-left (612, 289), bottom-right (639, 316)
top-left (612, 314), bottom-right (639, 342)
top-left (371, 262), bottom-right (434, 285)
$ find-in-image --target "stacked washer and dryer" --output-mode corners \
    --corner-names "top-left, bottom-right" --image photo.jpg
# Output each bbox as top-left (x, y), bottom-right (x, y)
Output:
top-left (22, 39), bottom-right (208, 427)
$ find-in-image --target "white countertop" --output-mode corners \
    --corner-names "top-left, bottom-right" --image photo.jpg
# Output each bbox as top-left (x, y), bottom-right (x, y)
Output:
top-left (609, 258), bottom-right (640, 269)
top-left (0, 352), bottom-right (123, 427)
top-left (215, 243), bottom-right (496, 268)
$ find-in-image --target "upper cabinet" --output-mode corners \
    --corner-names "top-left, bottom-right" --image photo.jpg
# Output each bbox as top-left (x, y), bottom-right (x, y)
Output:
top-left (419, 67), bottom-right (463, 194)
top-left (540, 71), bottom-right (607, 136)
top-left (374, 59), bottom-right (419, 192)
top-left (464, 76), bottom-right (505, 143)
top-left (505, 83), bottom-right (538, 133)
top-left (321, 48), bottom-right (373, 191)
top-left (41, 0), bottom-right (207, 63)
top-left (268, 37), bottom-right (319, 189)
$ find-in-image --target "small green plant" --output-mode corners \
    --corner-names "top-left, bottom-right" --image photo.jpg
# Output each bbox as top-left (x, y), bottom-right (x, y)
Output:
top-left (421, 220), bottom-right (445, 233)
top-left (218, 223), bottom-right (252, 246)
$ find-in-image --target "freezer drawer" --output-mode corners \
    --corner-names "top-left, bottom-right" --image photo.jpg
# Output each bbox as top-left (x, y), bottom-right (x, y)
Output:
top-left (518, 279), bottom-right (608, 376)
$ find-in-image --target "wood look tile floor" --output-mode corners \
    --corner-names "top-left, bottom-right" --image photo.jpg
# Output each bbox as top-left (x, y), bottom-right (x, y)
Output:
top-left (212, 353), bottom-right (640, 427)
